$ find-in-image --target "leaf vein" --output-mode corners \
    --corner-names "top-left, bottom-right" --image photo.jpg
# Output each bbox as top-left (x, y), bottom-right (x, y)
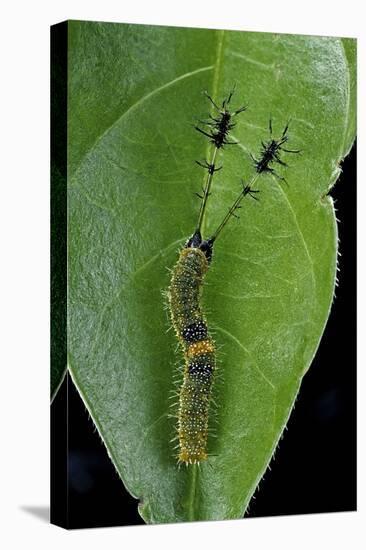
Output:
top-left (71, 64), bottom-right (214, 179)
top-left (228, 50), bottom-right (276, 71)
top-left (213, 325), bottom-right (276, 391)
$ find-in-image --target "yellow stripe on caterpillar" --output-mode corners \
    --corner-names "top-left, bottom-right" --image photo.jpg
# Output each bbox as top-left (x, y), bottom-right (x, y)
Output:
top-left (187, 340), bottom-right (215, 357)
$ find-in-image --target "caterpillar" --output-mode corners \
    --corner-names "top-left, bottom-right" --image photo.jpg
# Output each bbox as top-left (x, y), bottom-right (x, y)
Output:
top-left (167, 92), bottom-right (299, 465)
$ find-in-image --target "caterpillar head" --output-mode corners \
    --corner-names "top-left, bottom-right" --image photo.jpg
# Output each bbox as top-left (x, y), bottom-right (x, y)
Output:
top-left (185, 230), bottom-right (214, 263)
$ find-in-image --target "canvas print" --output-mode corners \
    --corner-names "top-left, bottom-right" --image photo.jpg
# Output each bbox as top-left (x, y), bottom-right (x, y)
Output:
top-left (51, 20), bottom-right (356, 528)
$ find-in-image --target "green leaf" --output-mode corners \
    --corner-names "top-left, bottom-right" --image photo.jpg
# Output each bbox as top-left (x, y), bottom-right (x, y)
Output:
top-left (66, 21), bottom-right (356, 523)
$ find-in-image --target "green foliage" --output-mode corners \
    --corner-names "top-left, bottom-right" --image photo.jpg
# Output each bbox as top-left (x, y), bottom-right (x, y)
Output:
top-left (63, 21), bottom-right (356, 522)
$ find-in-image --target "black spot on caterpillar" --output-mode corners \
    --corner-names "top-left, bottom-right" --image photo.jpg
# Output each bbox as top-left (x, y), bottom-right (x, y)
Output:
top-left (167, 91), bottom-right (299, 465)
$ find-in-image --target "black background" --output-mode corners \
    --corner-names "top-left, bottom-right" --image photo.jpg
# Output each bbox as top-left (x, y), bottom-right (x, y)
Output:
top-left (52, 143), bottom-right (356, 529)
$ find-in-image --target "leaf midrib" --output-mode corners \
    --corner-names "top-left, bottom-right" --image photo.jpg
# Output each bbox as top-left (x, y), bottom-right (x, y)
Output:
top-left (186, 28), bottom-right (225, 521)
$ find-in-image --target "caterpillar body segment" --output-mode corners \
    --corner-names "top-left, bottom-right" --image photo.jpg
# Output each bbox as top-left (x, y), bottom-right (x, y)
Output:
top-left (168, 243), bottom-right (216, 464)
